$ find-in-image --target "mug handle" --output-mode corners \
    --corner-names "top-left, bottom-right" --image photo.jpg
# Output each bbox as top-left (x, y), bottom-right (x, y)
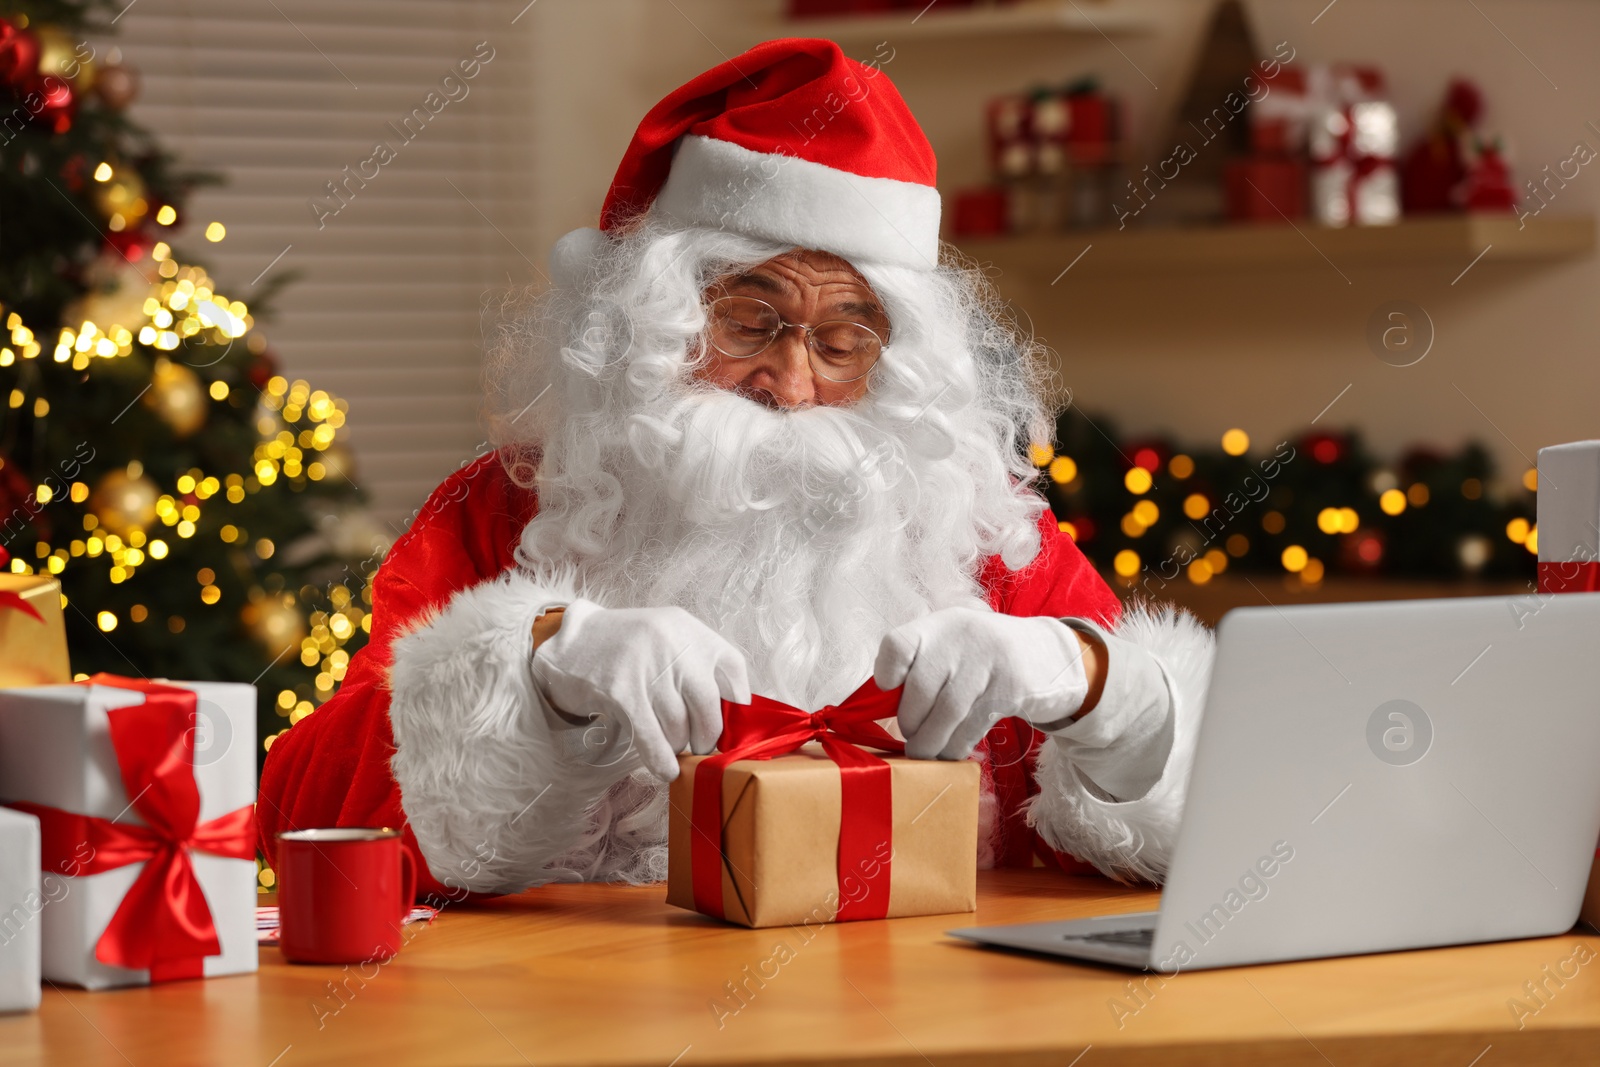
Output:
top-left (398, 847), bottom-right (417, 922)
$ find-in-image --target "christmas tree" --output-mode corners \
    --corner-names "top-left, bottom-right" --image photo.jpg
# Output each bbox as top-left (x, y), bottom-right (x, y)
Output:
top-left (0, 0), bottom-right (379, 769)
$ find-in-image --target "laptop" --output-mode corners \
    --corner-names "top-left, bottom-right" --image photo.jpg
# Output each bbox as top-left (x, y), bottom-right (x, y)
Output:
top-left (948, 592), bottom-right (1600, 971)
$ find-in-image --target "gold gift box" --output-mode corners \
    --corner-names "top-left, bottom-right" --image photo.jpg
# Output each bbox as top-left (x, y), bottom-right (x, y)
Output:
top-left (667, 744), bottom-right (979, 928)
top-left (0, 574), bottom-right (72, 688)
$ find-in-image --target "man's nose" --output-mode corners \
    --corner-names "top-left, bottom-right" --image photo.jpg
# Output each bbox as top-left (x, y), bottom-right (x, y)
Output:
top-left (756, 329), bottom-right (817, 409)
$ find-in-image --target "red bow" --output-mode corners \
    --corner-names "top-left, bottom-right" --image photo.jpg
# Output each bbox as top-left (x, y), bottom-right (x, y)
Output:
top-left (691, 678), bottom-right (903, 922)
top-left (7, 675), bottom-right (255, 982)
top-left (1539, 560), bottom-right (1600, 594)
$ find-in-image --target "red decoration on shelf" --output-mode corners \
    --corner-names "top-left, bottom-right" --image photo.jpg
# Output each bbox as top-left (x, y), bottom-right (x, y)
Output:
top-left (1459, 139), bottom-right (1517, 212)
top-left (1225, 157), bottom-right (1307, 223)
top-left (1227, 62), bottom-right (1308, 224)
top-left (1401, 79), bottom-right (1485, 215)
top-left (950, 185), bottom-right (1009, 238)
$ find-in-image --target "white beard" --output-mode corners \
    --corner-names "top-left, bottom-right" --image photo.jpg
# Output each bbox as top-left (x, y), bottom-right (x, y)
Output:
top-left (551, 384), bottom-right (994, 709)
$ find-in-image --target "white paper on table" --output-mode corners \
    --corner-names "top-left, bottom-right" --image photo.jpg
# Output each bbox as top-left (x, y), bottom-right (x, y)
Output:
top-left (0, 681), bottom-right (257, 990)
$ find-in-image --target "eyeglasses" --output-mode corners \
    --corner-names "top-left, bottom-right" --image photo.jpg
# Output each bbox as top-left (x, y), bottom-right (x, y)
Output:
top-left (703, 295), bottom-right (886, 384)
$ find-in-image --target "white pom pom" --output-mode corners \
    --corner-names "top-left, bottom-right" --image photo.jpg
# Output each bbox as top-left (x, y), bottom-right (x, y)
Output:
top-left (549, 227), bottom-right (607, 288)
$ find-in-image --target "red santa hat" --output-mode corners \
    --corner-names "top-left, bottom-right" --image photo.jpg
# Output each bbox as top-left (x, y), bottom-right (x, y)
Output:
top-left (554, 38), bottom-right (941, 280)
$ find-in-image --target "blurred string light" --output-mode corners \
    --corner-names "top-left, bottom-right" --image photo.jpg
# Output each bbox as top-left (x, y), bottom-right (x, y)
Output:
top-left (1039, 418), bottom-right (1536, 587)
top-left (2, 265), bottom-right (364, 757)
top-left (8, 246), bottom-right (255, 373)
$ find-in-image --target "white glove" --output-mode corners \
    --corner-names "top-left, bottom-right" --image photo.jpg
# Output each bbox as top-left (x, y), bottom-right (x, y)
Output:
top-left (873, 607), bottom-right (1091, 760)
top-left (530, 598), bottom-right (751, 782)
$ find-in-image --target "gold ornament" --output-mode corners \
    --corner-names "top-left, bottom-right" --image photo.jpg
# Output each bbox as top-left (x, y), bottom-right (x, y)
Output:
top-left (90, 470), bottom-right (159, 536)
top-left (66, 257), bottom-right (156, 337)
top-left (241, 594), bottom-right (309, 654)
top-left (94, 63), bottom-right (139, 110)
top-left (35, 26), bottom-right (96, 92)
top-left (93, 168), bottom-right (148, 226)
top-left (316, 443), bottom-right (357, 485)
top-left (144, 358), bottom-right (208, 437)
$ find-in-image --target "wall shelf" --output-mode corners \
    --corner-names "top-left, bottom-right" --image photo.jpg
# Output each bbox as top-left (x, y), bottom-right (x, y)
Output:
top-left (955, 214), bottom-right (1597, 279)
top-left (782, 1), bottom-right (1154, 44)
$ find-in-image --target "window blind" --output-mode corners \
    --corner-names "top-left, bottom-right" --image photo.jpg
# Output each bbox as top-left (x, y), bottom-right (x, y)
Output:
top-left (115, 0), bottom-right (538, 532)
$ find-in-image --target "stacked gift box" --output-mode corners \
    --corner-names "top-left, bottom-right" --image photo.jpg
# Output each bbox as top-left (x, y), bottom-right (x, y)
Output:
top-left (953, 80), bottom-right (1122, 238)
top-left (0, 564), bottom-right (257, 1009)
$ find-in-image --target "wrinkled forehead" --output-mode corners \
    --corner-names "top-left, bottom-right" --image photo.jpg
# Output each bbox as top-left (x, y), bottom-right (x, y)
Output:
top-left (708, 248), bottom-right (888, 324)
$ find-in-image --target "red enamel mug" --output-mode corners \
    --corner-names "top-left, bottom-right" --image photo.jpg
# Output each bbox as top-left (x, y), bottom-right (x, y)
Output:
top-left (276, 828), bottom-right (417, 965)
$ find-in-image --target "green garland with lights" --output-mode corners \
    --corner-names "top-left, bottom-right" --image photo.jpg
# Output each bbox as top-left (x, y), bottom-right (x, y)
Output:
top-left (1036, 409), bottom-right (1538, 593)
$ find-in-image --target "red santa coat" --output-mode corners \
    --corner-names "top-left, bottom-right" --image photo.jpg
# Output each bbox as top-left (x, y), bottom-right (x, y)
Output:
top-left (258, 452), bottom-right (1198, 901)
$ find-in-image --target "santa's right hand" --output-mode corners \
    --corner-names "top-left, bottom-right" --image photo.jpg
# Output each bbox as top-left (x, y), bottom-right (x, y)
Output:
top-left (529, 598), bottom-right (751, 782)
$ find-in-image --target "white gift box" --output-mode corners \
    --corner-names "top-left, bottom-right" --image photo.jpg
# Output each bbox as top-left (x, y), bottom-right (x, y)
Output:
top-left (1538, 442), bottom-right (1600, 587)
top-left (0, 806), bottom-right (41, 1012)
top-left (0, 680), bottom-right (257, 990)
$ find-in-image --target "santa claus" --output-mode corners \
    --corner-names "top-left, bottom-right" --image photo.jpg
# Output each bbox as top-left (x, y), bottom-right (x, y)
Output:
top-left (257, 38), bottom-right (1213, 903)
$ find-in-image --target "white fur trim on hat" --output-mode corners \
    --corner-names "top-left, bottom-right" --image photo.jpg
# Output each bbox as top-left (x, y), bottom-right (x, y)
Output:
top-left (549, 227), bottom-right (608, 288)
top-left (652, 134), bottom-right (941, 271)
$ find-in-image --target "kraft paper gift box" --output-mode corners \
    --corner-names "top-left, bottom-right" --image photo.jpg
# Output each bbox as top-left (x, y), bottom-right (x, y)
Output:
top-left (0, 575), bottom-right (71, 689)
top-left (0, 806), bottom-right (41, 1012)
top-left (667, 744), bottom-right (979, 928)
top-left (0, 677), bottom-right (257, 989)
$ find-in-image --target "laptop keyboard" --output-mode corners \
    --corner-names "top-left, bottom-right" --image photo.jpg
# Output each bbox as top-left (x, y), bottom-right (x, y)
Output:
top-left (1066, 927), bottom-right (1155, 947)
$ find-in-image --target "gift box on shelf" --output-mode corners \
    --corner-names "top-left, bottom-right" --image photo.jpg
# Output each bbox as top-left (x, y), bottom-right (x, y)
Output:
top-left (1224, 157), bottom-right (1307, 222)
top-left (1307, 64), bottom-right (1400, 227)
top-left (0, 806), bottom-right (41, 1013)
top-left (950, 186), bottom-right (1010, 238)
top-left (667, 680), bottom-right (978, 929)
top-left (0, 574), bottom-right (71, 689)
top-left (1536, 440), bottom-right (1600, 594)
top-left (0, 676), bottom-right (257, 989)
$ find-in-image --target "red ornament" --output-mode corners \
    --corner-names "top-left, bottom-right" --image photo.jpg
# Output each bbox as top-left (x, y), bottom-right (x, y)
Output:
top-left (106, 228), bottom-right (153, 262)
top-left (58, 153), bottom-right (90, 192)
top-left (1339, 529), bottom-right (1386, 572)
top-left (1128, 443), bottom-right (1165, 473)
top-left (1303, 432), bottom-right (1346, 465)
top-left (248, 350), bottom-right (281, 389)
top-left (32, 72), bottom-right (75, 133)
top-left (0, 19), bottom-right (40, 92)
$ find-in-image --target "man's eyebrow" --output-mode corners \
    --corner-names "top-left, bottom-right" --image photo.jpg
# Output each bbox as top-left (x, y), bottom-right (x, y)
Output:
top-left (831, 299), bottom-right (888, 324)
top-left (717, 272), bottom-right (785, 295)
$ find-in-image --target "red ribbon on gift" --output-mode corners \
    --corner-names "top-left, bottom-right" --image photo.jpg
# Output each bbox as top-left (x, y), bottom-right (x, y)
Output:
top-left (1538, 560), bottom-right (1600, 594)
top-left (6, 674), bottom-right (255, 982)
top-left (691, 678), bottom-right (904, 923)
top-left (0, 590), bottom-right (42, 622)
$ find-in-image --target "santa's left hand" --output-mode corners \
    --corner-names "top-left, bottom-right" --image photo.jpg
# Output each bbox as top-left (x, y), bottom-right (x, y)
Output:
top-left (873, 608), bottom-right (1100, 760)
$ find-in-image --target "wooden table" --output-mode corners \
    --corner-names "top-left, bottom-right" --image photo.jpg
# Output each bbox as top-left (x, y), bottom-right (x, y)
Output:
top-left (8, 869), bottom-right (1600, 1066)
